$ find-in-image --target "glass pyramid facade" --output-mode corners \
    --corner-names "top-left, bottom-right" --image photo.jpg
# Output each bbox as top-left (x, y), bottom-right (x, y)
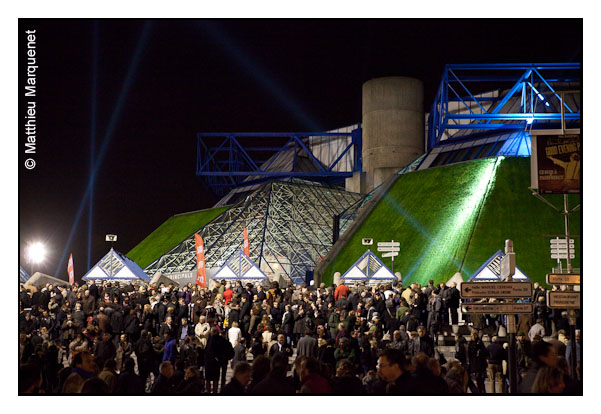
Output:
top-left (144, 179), bottom-right (364, 284)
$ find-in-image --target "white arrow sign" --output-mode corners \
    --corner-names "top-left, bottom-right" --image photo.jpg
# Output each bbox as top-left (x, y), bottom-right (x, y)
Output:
top-left (377, 241), bottom-right (400, 247)
top-left (550, 248), bottom-right (573, 254)
top-left (551, 254), bottom-right (575, 259)
top-left (382, 252), bottom-right (399, 258)
top-left (377, 247), bottom-right (400, 252)
top-left (550, 239), bottom-right (574, 245)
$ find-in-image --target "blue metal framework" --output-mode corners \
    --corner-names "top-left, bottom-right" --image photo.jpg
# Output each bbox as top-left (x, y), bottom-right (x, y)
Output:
top-left (197, 130), bottom-right (362, 195)
top-left (427, 63), bottom-right (581, 150)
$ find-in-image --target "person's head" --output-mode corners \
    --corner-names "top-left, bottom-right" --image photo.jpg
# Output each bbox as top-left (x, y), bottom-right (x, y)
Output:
top-left (159, 361), bottom-right (174, 378)
top-left (417, 326), bottom-right (426, 337)
top-left (532, 340), bottom-right (558, 367)
top-left (233, 362), bottom-right (252, 387)
top-left (80, 378), bottom-right (109, 394)
top-left (251, 355), bottom-right (271, 381)
top-left (122, 357), bottom-right (135, 373)
top-left (271, 353), bottom-right (289, 376)
top-left (199, 315), bottom-right (206, 323)
top-left (470, 331), bottom-right (479, 341)
top-left (84, 290), bottom-right (90, 297)
top-left (102, 331), bottom-right (111, 342)
top-left (532, 366), bottom-right (565, 393)
top-left (336, 359), bottom-right (355, 377)
top-left (377, 348), bottom-right (408, 383)
top-left (277, 334), bottom-right (286, 345)
top-left (300, 357), bottom-right (321, 381)
top-left (165, 316), bottom-right (172, 325)
top-left (427, 358), bottom-right (441, 376)
top-left (19, 363), bottom-right (42, 394)
top-left (184, 366), bottom-right (200, 381)
top-left (73, 351), bottom-right (95, 374)
top-left (103, 359), bottom-right (117, 372)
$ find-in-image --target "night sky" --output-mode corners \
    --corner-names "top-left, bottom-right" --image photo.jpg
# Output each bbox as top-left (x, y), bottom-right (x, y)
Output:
top-left (18, 19), bottom-right (582, 279)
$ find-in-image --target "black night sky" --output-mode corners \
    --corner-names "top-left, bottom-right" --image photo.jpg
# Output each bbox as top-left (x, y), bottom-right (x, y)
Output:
top-left (18, 19), bottom-right (582, 279)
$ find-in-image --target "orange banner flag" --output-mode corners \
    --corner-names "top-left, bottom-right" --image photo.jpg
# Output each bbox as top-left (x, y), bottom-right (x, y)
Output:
top-left (194, 234), bottom-right (207, 287)
top-left (243, 227), bottom-right (250, 257)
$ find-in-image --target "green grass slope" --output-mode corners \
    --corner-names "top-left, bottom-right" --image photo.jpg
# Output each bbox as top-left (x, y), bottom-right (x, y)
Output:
top-left (323, 157), bottom-right (580, 287)
top-left (127, 207), bottom-right (228, 269)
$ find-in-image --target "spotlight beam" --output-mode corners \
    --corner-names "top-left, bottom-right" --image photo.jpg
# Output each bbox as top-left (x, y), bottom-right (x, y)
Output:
top-left (199, 21), bottom-right (322, 131)
top-left (88, 21), bottom-right (99, 270)
top-left (55, 21), bottom-right (152, 276)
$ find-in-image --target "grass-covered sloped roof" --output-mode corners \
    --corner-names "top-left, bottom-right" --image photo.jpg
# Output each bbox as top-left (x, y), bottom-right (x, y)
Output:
top-left (323, 157), bottom-right (580, 287)
top-left (127, 206), bottom-right (228, 269)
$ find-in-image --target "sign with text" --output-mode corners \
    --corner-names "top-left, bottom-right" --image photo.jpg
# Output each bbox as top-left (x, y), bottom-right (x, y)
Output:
top-left (377, 246), bottom-right (400, 252)
top-left (381, 252), bottom-right (399, 258)
top-left (461, 281), bottom-right (533, 299)
top-left (462, 302), bottom-right (533, 314)
top-left (546, 273), bottom-right (581, 285)
top-left (547, 291), bottom-right (581, 309)
top-left (531, 134), bottom-right (580, 194)
top-left (377, 241), bottom-right (400, 248)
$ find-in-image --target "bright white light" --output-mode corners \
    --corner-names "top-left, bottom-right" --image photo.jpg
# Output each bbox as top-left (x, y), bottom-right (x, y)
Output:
top-left (27, 242), bottom-right (47, 264)
top-left (526, 117), bottom-right (534, 125)
top-left (273, 263), bottom-right (279, 269)
top-left (545, 102), bottom-right (550, 107)
top-left (538, 93), bottom-right (544, 101)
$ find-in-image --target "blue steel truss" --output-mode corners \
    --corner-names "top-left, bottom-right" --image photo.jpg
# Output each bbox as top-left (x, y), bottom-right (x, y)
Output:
top-left (197, 130), bottom-right (362, 196)
top-left (427, 63), bottom-right (581, 150)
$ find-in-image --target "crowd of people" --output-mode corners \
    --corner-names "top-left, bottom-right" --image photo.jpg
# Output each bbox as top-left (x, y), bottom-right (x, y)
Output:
top-left (18, 277), bottom-right (582, 395)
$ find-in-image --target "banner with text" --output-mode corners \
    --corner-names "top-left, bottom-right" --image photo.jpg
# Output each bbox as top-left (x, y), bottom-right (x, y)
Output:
top-left (243, 227), bottom-right (250, 257)
top-left (195, 234), bottom-right (207, 287)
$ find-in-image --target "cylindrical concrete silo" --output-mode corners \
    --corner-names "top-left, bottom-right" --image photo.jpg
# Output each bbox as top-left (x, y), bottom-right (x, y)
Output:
top-left (362, 76), bottom-right (424, 190)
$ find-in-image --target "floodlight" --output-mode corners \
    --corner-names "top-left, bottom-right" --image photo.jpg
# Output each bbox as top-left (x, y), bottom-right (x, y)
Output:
top-left (27, 242), bottom-right (47, 264)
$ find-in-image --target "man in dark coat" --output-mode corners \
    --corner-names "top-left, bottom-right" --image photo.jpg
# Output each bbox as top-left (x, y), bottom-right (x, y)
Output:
top-left (220, 361), bottom-right (251, 394)
top-left (269, 334), bottom-right (293, 359)
top-left (151, 361), bottom-right (175, 395)
top-left (376, 348), bottom-right (415, 395)
top-left (447, 282), bottom-right (461, 326)
top-left (250, 353), bottom-right (295, 394)
top-left (297, 328), bottom-right (318, 358)
top-left (409, 326), bottom-right (434, 357)
top-left (426, 290), bottom-right (443, 345)
top-left (467, 331), bottom-right (488, 394)
top-left (115, 357), bottom-right (145, 395)
top-left (94, 331), bottom-right (117, 368)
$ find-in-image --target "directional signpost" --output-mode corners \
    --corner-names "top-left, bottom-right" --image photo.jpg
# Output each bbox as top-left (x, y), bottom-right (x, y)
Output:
top-left (463, 302), bottom-right (533, 314)
top-left (460, 281), bottom-right (533, 299)
top-left (547, 291), bottom-right (581, 309)
top-left (377, 241), bottom-right (399, 273)
top-left (546, 273), bottom-right (581, 285)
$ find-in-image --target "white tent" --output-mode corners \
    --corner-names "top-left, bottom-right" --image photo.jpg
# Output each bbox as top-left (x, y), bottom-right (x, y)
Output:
top-left (149, 271), bottom-right (180, 288)
top-left (468, 250), bottom-right (530, 282)
top-left (24, 272), bottom-right (70, 290)
top-left (82, 248), bottom-right (151, 282)
top-left (341, 250), bottom-right (397, 285)
top-left (212, 249), bottom-right (268, 283)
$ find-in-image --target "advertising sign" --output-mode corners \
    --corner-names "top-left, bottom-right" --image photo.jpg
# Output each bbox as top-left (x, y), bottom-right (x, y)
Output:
top-left (531, 134), bottom-right (580, 194)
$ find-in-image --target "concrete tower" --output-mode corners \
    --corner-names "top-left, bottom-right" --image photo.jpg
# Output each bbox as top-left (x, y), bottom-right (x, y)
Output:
top-left (362, 76), bottom-right (424, 191)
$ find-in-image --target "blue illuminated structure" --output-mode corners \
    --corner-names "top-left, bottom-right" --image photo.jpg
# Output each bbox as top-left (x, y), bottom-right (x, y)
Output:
top-left (196, 129), bottom-right (362, 196)
top-left (427, 63), bottom-right (580, 150)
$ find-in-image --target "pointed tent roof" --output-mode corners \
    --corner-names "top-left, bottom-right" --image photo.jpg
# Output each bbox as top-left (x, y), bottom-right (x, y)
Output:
top-left (212, 249), bottom-right (268, 281)
top-left (341, 250), bottom-right (397, 285)
top-left (20, 266), bottom-right (31, 283)
top-left (82, 248), bottom-right (151, 282)
top-left (468, 250), bottom-right (530, 281)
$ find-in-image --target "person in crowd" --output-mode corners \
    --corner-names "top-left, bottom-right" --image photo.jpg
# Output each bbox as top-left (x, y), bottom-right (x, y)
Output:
top-left (18, 279), bottom-right (582, 395)
top-left (220, 361), bottom-right (252, 394)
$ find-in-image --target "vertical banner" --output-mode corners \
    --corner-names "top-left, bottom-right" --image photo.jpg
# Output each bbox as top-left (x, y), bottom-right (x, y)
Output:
top-left (194, 233), bottom-right (207, 287)
top-left (532, 134), bottom-right (580, 194)
top-left (67, 253), bottom-right (75, 285)
top-left (243, 227), bottom-right (250, 257)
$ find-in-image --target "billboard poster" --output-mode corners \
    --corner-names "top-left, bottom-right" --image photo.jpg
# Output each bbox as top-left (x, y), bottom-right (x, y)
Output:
top-left (532, 134), bottom-right (580, 194)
